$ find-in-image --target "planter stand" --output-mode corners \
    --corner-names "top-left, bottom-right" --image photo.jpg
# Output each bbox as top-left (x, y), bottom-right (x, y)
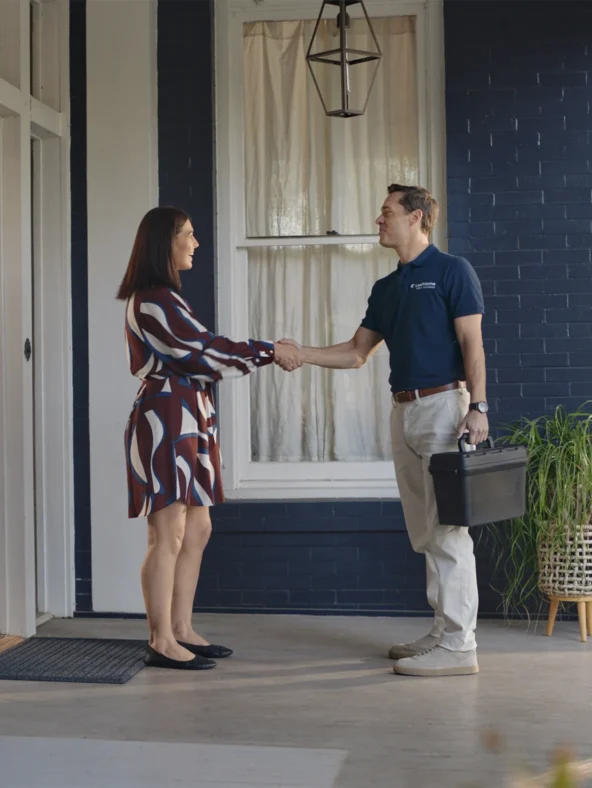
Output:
top-left (546, 596), bottom-right (592, 642)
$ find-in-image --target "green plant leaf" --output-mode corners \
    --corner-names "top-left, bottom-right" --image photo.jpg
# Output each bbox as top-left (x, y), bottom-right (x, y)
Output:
top-left (488, 403), bottom-right (592, 616)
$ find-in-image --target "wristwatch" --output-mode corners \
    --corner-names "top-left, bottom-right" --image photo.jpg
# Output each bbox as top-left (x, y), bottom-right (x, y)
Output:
top-left (469, 401), bottom-right (489, 414)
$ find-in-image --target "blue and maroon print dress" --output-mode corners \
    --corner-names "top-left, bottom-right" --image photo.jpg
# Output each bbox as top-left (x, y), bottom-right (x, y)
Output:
top-left (124, 287), bottom-right (274, 518)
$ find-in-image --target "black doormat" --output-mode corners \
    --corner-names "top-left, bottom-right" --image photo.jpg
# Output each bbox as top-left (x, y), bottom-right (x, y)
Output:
top-left (0, 637), bottom-right (147, 684)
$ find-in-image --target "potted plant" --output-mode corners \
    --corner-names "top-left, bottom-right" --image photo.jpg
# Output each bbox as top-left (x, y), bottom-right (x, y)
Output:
top-left (488, 405), bottom-right (592, 622)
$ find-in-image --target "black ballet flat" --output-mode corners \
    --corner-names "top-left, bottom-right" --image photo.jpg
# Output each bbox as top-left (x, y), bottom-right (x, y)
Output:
top-left (177, 642), bottom-right (233, 659)
top-left (144, 645), bottom-right (216, 670)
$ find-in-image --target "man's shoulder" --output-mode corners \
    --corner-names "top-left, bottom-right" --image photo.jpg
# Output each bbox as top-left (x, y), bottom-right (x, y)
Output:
top-left (431, 247), bottom-right (471, 267)
top-left (371, 269), bottom-right (399, 292)
top-left (431, 248), bottom-right (478, 279)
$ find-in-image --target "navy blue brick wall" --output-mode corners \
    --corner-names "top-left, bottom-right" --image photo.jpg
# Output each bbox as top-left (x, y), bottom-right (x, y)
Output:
top-left (446, 0), bottom-right (592, 430)
top-left (200, 504), bottom-right (499, 614)
top-left (204, 503), bottom-right (416, 612)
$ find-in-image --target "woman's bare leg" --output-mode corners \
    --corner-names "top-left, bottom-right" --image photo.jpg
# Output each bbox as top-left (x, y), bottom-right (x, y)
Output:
top-left (142, 501), bottom-right (195, 660)
top-left (171, 505), bottom-right (212, 646)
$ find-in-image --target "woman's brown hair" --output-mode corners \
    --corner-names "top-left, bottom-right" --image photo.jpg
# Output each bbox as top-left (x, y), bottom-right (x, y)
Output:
top-left (116, 206), bottom-right (190, 300)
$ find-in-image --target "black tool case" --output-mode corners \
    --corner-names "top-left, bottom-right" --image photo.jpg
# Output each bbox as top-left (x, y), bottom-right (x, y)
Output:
top-left (428, 436), bottom-right (527, 527)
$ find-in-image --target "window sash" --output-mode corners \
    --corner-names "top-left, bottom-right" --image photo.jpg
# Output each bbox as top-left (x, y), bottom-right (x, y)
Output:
top-left (216, 0), bottom-right (446, 499)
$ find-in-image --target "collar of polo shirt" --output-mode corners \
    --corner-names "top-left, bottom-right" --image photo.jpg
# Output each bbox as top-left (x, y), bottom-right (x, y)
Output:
top-left (398, 244), bottom-right (435, 270)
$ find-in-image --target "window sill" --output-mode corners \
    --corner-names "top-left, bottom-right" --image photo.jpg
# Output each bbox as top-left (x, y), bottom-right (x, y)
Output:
top-left (224, 478), bottom-right (400, 500)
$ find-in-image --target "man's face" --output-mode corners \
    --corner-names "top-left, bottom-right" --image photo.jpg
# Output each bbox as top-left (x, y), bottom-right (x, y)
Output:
top-left (375, 192), bottom-right (420, 249)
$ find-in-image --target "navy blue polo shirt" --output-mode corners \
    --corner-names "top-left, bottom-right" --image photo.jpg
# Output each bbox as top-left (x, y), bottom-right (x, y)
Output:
top-left (360, 245), bottom-right (484, 393)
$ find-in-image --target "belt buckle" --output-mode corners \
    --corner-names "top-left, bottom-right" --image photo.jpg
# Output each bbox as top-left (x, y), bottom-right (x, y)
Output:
top-left (395, 390), bottom-right (412, 404)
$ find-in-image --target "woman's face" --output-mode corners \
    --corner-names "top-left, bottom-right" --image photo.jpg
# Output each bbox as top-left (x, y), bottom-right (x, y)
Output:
top-left (172, 219), bottom-right (199, 271)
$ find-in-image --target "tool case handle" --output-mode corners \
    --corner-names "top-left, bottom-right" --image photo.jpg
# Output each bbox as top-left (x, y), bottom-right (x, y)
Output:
top-left (458, 433), bottom-right (495, 453)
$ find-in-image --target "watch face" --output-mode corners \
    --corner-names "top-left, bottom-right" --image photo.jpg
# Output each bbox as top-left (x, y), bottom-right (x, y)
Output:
top-left (478, 401), bottom-right (488, 413)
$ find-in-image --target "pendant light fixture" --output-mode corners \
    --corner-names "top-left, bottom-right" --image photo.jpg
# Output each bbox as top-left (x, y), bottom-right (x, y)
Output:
top-left (306, 0), bottom-right (382, 118)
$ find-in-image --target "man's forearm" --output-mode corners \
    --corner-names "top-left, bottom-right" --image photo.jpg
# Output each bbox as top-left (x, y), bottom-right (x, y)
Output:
top-left (462, 342), bottom-right (487, 401)
top-left (301, 341), bottom-right (365, 370)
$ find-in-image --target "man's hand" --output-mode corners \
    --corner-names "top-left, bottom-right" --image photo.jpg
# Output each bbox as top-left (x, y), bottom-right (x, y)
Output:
top-left (274, 340), bottom-right (302, 372)
top-left (277, 338), bottom-right (301, 351)
top-left (457, 410), bottom-right (489, 446)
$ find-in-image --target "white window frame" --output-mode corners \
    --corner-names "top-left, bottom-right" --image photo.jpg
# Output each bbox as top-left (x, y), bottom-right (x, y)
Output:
top-left (215, 0), bottom-right (446, 500)
top-left (0, 0), bottom-right (72, 636)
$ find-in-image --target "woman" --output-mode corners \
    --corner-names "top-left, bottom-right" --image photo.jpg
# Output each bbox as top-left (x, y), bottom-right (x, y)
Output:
top-left (117, 207), bottom-right (300, 670)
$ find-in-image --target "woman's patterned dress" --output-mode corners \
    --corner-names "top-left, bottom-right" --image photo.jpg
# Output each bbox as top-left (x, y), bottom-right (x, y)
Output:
top-left (124, 287), bottom-right (274, 518)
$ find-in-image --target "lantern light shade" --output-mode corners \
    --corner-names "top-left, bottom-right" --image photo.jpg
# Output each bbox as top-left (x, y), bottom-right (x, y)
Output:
top-left (306, 0), bottom-right (382, 118)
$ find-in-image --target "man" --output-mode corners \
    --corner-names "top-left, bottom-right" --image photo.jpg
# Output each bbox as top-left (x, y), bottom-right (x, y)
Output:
top-left (279, 185), bottom-right (488, 677)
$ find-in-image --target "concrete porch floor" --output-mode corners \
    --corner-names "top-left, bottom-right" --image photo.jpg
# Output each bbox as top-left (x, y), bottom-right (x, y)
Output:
top-left (0, 614), bottom-right (591, 788)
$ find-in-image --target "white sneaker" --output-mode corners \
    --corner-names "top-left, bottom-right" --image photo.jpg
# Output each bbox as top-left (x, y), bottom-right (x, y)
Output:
top-left (393, 645), bottom-right (479, 677)
top-left (388, 634), bottom-right (440, 660)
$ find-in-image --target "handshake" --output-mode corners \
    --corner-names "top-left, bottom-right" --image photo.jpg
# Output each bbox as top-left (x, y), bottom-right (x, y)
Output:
top-left (273, 338), bottom-right (303, 372)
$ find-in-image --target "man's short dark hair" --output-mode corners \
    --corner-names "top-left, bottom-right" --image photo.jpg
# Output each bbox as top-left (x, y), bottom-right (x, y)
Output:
top-left (387, 184), bottom-right (439, 235)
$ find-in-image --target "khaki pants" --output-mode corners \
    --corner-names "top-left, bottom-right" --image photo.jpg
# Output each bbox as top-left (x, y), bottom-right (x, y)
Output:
top-left (390, 388), bottom-right (478, 652)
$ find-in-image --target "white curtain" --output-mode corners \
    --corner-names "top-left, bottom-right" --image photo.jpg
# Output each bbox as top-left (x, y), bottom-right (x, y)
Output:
top-left (244, 17), bottom-right (419, 462)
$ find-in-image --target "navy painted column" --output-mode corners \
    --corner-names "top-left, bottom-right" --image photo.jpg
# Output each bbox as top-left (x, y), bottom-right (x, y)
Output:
top-left (70, 0), bottom-right (92, 612)
top-left (158, 0), bottom-right (216, 329)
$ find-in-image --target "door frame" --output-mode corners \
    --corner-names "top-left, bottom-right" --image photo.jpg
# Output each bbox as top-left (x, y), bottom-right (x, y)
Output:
top-left (0, 0), bottom-right (73, 637)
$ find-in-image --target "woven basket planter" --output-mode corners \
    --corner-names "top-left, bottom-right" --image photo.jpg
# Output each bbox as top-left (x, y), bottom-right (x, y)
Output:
top-left (538, 524), bottom-right (592, 598)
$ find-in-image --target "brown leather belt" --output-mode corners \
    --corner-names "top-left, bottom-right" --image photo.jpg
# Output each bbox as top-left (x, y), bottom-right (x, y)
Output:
top-left (393, 381), bottom-right (464, 404)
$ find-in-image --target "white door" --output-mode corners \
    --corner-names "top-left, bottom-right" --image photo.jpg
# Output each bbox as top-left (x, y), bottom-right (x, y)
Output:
top-left (0, 109), bottom-right (37, 638)
top-left (0, 0), bottom-right (73, 637)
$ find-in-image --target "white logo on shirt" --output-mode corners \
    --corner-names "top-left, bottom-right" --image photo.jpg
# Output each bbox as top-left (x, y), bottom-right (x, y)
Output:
top-left (410, 282), bottom-right (436, 290)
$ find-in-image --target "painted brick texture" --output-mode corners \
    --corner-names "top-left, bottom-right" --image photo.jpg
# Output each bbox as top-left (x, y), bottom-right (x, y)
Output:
top-left (446, 0), bottom-right (592, 428)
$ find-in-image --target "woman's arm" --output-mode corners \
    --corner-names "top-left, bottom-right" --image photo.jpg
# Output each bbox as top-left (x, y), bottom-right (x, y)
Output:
top-left (133, 289), bottom-right (281, 381)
